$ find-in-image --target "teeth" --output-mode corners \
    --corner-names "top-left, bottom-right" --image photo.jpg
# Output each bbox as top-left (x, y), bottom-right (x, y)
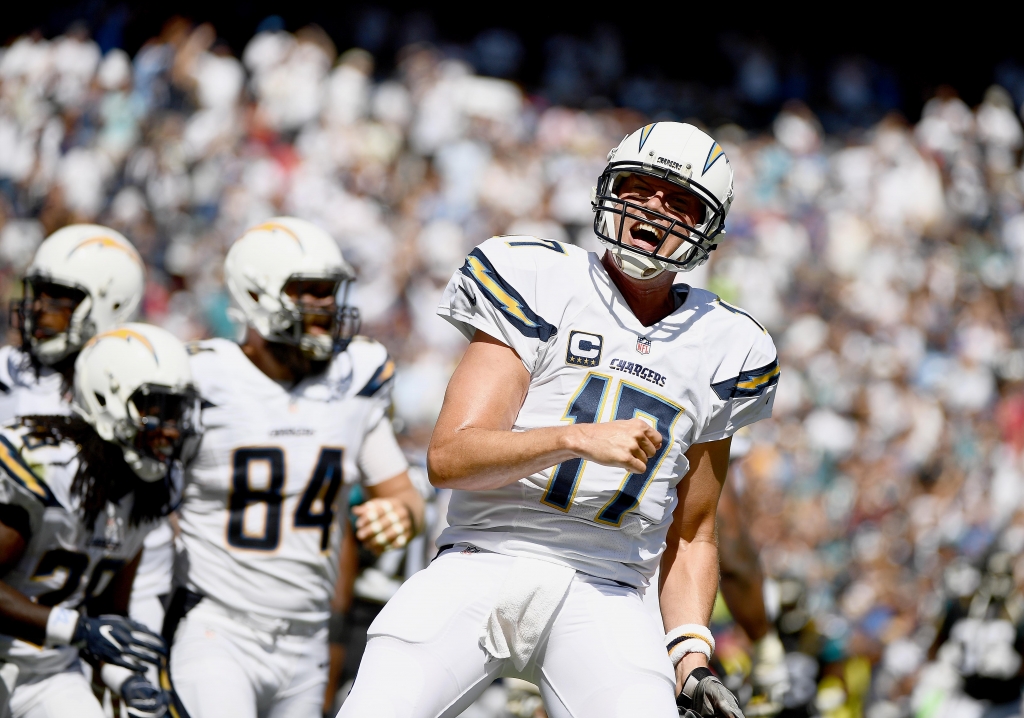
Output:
top-left (634, 222), bottom-right (663, 240)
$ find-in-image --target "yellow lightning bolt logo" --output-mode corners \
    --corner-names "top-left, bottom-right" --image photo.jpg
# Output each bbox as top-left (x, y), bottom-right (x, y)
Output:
top-left (88, 328), bottom-right (158, 363)
top-left (377, 358), bottom-right (395, 384)
top-left (703, 143), bottom-right (725, 176)
top-left (638, 123), bottom-right (656, 151)
top-left (0, 438), bottom-right (51, 502)
top-left (736, 364), bottom-right (780, 391)
top-left (466, 255), bottom-right (538, 327)
top-left (68, 236), bottom-right (143, 265)
top-left (248, 222), bottom-right (303, 246)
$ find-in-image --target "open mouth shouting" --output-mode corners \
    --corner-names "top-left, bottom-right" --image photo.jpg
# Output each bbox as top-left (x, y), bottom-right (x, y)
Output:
top-left (627, 221), bottom-right (666, 253)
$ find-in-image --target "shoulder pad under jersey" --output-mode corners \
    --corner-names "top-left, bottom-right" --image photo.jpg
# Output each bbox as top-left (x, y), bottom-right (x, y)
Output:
top-left (345, 337), bottom-right (394, 399)
top-left (0, 423), bottom-right (62, 508)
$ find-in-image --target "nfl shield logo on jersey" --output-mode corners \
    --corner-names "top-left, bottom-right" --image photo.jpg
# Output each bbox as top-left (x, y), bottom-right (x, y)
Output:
top-left (636, 336), bottom-right (651, 355)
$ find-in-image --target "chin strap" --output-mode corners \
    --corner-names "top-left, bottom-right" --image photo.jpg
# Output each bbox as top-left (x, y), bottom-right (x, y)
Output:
top-left (121, 446), bottom-right (168, 482)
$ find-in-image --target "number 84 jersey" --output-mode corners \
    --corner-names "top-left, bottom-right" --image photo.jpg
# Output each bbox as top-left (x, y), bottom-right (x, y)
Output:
top-left (178, 337), bottom-right (397, 625)
top-left (437, 236), bottom-right (778, 588)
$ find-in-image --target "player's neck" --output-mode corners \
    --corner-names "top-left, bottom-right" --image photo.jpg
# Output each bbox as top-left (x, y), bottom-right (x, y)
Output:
top-left (240, 329), bottom-right (328, 385)
top-left (601, 251), bottom-right (678, 327)
top-left (240, 330), bottom-right (296, 383)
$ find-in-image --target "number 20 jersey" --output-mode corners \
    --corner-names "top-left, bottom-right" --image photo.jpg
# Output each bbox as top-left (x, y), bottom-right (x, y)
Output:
top-left (0, 423), bottom-right (151, 678)
top-left (177, 337), bottom-right (396, 624)
top-left (437, 237), bottom-right (779, 587)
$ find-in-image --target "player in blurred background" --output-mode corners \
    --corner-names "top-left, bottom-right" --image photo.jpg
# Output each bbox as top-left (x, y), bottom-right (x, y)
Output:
top-left (0, 224), bottom-right (177, 648)
top-left (341, 122), bottom-right (777, 717)
top-left (166, 217), bottom-right (424, 718)
top-left (0, 223), bottom-right (144, 422)
top-left (0, 323), bottom-right (199, 717)
top-left (716, 482), bottom-right (788, 712)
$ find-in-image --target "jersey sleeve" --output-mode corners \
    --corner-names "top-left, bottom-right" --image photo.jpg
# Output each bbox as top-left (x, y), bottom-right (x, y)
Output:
top-left (437, 237), bottom-right (560, 374)
top-left (0, 429), bottom-right (54, 538)
top-left (348, 340), bottom-right (409, 484)
top-left (350, 342), bottom-right (396, 425)
top-left (357, 415), bottom-right (409, 486)
top-left (698, 309), bottom-right (779, 443)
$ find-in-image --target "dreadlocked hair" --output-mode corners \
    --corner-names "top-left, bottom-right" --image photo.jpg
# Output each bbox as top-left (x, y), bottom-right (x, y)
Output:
top-left (17, 415), bottom-right (174, 530)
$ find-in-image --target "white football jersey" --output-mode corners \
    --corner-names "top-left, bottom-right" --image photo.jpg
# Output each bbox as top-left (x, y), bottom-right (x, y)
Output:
top-left (437, 237), bottom-right (778, 587)
top-left (0, 346), bottom-right (69, 422)
top-left (0, 422), bottom-right (151, 678)
top-left (177, 337), bottom-right (402, 624)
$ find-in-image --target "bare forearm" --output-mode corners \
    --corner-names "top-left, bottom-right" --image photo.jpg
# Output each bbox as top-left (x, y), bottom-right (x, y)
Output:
top-left (660, 538), bottom-right (720, 631)
top-left (0, 581), bottom-right (51, 645)
top-left (391, 486), bottom-right (426, 535)
top-left (719, 527), bottom-right (769, 641)
top-left (660, 537), bottom-right (720, 684)
top-left (427, 425), bottom-right (576, 490)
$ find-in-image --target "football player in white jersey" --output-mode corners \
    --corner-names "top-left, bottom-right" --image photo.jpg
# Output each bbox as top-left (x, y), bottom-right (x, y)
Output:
top-left (0, 323), bottom-right (200, 718)
top-left (0, 225), bottom-right (175, 643)
top-left (0, 224), bottom-right (144, 421)
top-left (341, 122), bottom-right (777, 718)
top-left (169, 218), bottom-right (425, 718)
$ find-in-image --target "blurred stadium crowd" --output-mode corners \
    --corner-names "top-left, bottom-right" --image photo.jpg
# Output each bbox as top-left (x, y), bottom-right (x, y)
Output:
top-left (3, 17), bottom-right (1024, 718)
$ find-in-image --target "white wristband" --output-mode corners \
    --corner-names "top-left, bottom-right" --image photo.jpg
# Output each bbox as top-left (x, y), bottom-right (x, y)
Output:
top-left (669, 638), bottom-right (712, 666)
top-left (101, 664), bottom-right (136, 697)
top-left (44, 607), bottom-right (80, 647)
top-left (665, 624), bottom-right (716, 654)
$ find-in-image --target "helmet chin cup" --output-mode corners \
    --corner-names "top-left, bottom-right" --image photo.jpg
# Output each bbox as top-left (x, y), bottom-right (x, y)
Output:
top-left (298, 333), bottom-right (333, 361)
top-left (26, 295), bottom-right (95, 365)
top-left (610, 245), bottom-right (669, 280)
top-left (122, 446), bottom-right (168, 482)
top-left (31, 334), bottom-right (72, 365)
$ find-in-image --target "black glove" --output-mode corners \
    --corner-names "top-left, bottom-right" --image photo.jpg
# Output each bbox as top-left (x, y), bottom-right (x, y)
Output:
top-left (121, 673), bottom-right (171, 718)
top-left (677, 667), bottom-right (745, 718)
top-left (73, 615), bottom-right (168, 670)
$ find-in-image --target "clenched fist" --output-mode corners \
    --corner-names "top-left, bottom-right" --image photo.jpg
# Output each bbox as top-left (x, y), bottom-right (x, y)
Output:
top-left (353, 498), bottom-right (414, 553)
top-left (566, 418), bottom-right (663, 474)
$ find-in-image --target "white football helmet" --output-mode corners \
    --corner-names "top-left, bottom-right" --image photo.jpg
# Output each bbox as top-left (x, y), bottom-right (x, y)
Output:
top-left (224, 217), bottom-right (359, 360)
top-left (73, 323), bottom-right (201, 482)
top-left (593, 122), bottom-right (735, 279)
top-left (12, 224), bottom-right (145, 364)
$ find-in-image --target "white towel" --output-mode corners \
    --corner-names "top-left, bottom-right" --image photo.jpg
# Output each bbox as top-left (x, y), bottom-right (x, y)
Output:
top-left (480, 557), bottom-right (576, 671)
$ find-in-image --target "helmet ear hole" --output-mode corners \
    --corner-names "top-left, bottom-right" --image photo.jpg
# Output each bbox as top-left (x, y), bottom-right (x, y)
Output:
top-left (93, 391), bottom-right (106, 407)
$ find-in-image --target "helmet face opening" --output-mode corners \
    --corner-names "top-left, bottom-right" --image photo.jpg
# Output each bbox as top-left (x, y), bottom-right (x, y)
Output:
top-left (592, 163), bottom-right (727, 273)
top-left (272, 273), bottom-right (361, 358)
top-left (126, 384), bottom-right (202, 468)
top-left (10, 277), bottom-right (88, 352)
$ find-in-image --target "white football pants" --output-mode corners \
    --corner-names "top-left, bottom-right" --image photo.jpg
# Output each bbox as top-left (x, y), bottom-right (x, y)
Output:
top-left (9, 668), bottom-right (104, 718)
top-left (338, 548), bottom-right (677, 718)
top-left (170, 600), bottom-right (328, 718)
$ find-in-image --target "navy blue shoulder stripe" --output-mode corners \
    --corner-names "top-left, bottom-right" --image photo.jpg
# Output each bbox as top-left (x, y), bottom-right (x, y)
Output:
top-left (711, 357), bottom-right (780, 400)
top-left (715, 298), bottom-right (766, 333)
top-left (357, 356), bottom-right (396, 397)
top-left (0, 435), bottom-right (61, 507)
top-left (459, 248), bottom-right (557, 342)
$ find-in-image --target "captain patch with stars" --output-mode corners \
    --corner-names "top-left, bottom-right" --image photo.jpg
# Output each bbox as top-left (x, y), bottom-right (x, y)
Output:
top-left (565, 331), bottom-right (603, 367)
